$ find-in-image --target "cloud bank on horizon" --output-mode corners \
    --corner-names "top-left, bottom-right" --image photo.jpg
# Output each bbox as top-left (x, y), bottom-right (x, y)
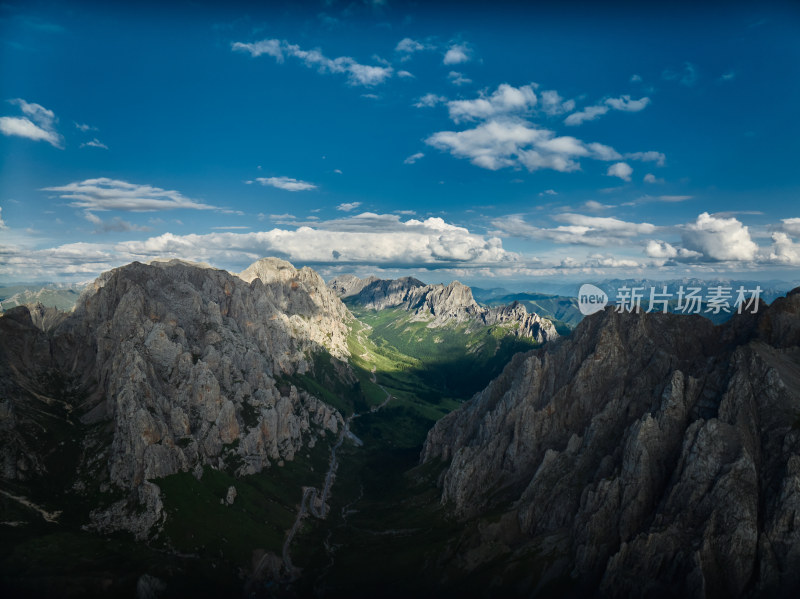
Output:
top-left (1, 1), bottom-right (798, 284)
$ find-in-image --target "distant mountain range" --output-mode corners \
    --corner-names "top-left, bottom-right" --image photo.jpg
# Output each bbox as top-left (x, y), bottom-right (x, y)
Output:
top-left (0, 282), bottom-right (87, 312)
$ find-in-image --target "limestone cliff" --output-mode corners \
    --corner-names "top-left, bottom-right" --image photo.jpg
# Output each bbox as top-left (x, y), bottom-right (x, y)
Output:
top-left (0, 258), bottom-right (352, 540)
top-left (423, 289), bottom-right (800, 597)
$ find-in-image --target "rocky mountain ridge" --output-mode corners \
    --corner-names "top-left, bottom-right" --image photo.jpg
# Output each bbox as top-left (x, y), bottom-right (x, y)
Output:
top-left (1, 258), bottom-right (353, 539)
top-left (422, 288), bottom-right (800, 597)
top-left (329, 274), bottom-right (559, 344)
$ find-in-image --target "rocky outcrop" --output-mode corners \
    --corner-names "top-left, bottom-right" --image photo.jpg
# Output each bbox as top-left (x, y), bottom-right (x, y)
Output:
top-left (327, 274), bottom-right (379, 299)
top-left (330, 275), bottom-right (559, 343)
top-left (422, 289), bottom-right (800, 597)
top-left (1, 258), bottom-right (353, 539)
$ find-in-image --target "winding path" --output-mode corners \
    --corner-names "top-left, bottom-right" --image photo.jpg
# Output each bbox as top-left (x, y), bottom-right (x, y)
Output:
top-left (277, 374), bottom-right (393, 580)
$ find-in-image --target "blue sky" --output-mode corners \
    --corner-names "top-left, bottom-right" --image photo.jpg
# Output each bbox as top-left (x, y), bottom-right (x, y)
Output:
top-left (1, 0), bottom-right (799, 285)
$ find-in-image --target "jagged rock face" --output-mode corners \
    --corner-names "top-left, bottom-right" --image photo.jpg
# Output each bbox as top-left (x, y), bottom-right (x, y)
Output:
top-left (330, 275), bottom-right (559, 343)
top-left (423, 290), bottom-right (800, 597)
top-left (327, 274), bottom-right (379, 298)
top-left (1, 258), bottom-right (351, 539)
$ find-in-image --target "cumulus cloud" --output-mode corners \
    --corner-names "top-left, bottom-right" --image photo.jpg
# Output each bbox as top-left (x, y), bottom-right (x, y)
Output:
top-left (781, 218), bottom-right (800, 235)
top-left (564, 105), bottom-right (608, 126)
top-left (681, 212), bottom-right (758, 261)
top-left (625, 150), bottom-right (666, 166)
top-left (336, 202), bottom-right (362, 212)
top-left (564, 95), bottom-right (650, 126)
top-left (644, 240), bottom-right (701, 260)
top-left (644, 173), bottom-right (664, 184)
top-left (539, 90), bottom-right (575, 116)
top-left (404, 152), bottom-right (424, 164)
top-left (605, 95), bottom-right (650, 112)
top-left (414, 93), bottom-right (447, 108)
top-left (765, 232), bottom-right (800, 265)
top-left (607, 162), bottom-right (633, 181)
top-left (584, 200), bottom-right (613, 211)
top-left (232, 39), bottom-right (392, 86)
top-left (395, 37), bottom-right (433, 59)
top-left (0, 213), bottom-right (522, 280)
top-left (42, 178), bottom-right (218, 212)
top-left (255, 177), bottom-right (317, 192)
top-left (443, 43), bottom-right (471, 65)
top-left (0, 98), bottom-right (63, 148)
top-left (446, 83), bottom-right (537, 123)
top-left (491, 212), bottom-right (655, 246)
top-left (426, 119), bottom-right (633, 174)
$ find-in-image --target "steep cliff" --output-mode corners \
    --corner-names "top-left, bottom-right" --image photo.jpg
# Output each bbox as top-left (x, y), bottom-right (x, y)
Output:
top-left (1, 258), bottom-right (353, 540)
top-left (423, 289), bottom-right (800, 597)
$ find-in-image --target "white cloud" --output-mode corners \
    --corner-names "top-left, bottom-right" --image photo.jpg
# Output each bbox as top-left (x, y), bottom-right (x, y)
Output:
top-left (0, 213), bottom-right (519, 279)
top-left (563, 95), bottom-right (649, 127)
top-left (0, 98), bottom-right (63, 148)
top-left (232, 39), bottom-right (393, 86)
top-left (80, 138), bottom-right (108, 149)
top-left (414, 93), bottom-right (447, 108)
top-left (491, 213), bottom-right (655, 247)
top-left (404, 152), bottom-right (424, 165)
top-left (336, 202), bottom-right (362, 212)
top-left (625, 151), bottom-right (666, 166)
top-left (780, 218), bottom-right (800, 236)
top-left (539, 90), bottom-right (575, 116)
top-left (255, 177), bottom-right (317, 192)
top-left (765, 232), bottom-right (800, 265)
top-left (564, 105), bottom-right (609, 126)
top-left (42, 178), bottom-right (218, 212)
top-left (584, 200), bottom-right (613, 211)
top-left (630, 74), bottom-right (643, 83)
top-left (443, 43), bottom-right (470, 65)
top-left (75, 122), bottom-right (96, 132)
top-left (681, 212), bottom-right (758, 261)
top-left (448, 71), bottom-right (471, 86)
top-left (605, 95), bottom-right (650, 112)
top-left (644, 173), bottom-right (664, 184)
top-left (446, 83), bottom-right (537, 123)
top-left (0, 207), bottom-right (7, 229)
top-left (84, 211), bottom-right (102, 225)
top-left (644, 240), bottom-right (701, 260)
top-left (426, 119), bottom-right (634, 174)
top-left (397, 70), bottom-right (414, 78)
top-left (587, 142), bottom-right (622, 161)
top-left (426, 119), bottom-right (549, 171)
top-left (607, 162), bottom-right (633, 181)
top-left (556, 213), bottom-right (655, 236)
top-left (395, 37), bottom-right (433, 60)
top-left (395, 37), bottom-right (425, 53)
top-left (720, 70), bottom-right (736, 82)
